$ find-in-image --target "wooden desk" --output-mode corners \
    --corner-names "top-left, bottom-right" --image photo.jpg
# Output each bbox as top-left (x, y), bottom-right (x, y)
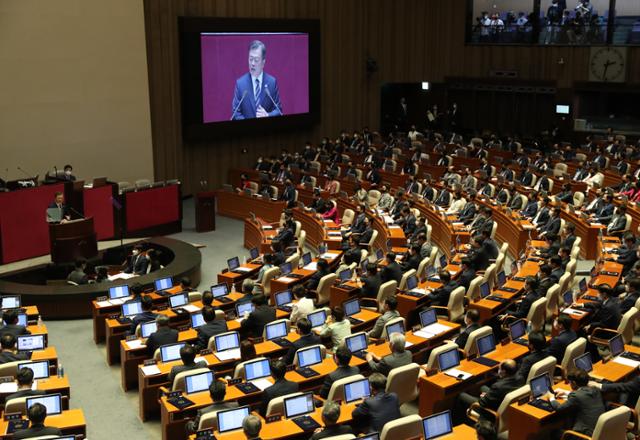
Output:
top-left (217, 263), bottom-right (262, 292)
top-left (0, 408), bottom-right (86, 439)
top-left (216, 190), bottom-right (285, 223)
top-left (0, 375), bottom-right (69, 407)
top-left (244, 219), bottom-right (277, 254)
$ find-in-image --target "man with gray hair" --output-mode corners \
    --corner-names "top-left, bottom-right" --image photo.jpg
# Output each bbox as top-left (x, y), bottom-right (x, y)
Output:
top-left (242, 414), bottom-right (262, 439)
top-left (145, 314), bottom-right (178, 357)
top-left (366, 332), bottom-right (412, 376)
top-left (310, 400), bottom-right (353, 439)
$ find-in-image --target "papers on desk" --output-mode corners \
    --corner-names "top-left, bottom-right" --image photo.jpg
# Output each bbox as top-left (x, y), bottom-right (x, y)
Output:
top-left (234, 267), bottom-right (252, 272)
top-left (194, 356), bottom-right (209, 366)
top-left (409, 288), bottom-right (427, 295)
top-left (405, 341), bottom-right (413, 348)
top-left (321, 253), bottom-right (336, 260)
top-left (327, 232), bottom-right (342, 237)
top-left (215, 348), bottom-right (241, 361)
top-left (422, 323), bottom-right (451, 335)
top-left (522, 224), bottom-right (535, 230)
top-left (413, 330), bottom-right (435, 339)
top-left (303, 262), bottom-right (318, 271)
top-left (96, 301), bottom-right (112, 308)
top-left (109, 298), bottom-right (129, 306)
top-left (444, 368), bottom-right (472, 381)
top-left (0, 382), bottom-right (17, 393)
top-left (181, 304), bottom-right (201, 313)
top-left (262, 225), bottom-right (273, 230)
top-left (322, 219), bottom-right (332, 223)
top-left (452, 222), bottom-right (464, 226)
top-left (250, 378), bottom-right (273, 391)
top-left (388, 225), bottom-right (402, 229)
top-left (562, 307), bottom-right (586, 316)
top-left (125, 339), bottom-right (146, 350)
top-left (590, 222), bottom-right (603, 226)
top-left (383, 215), bottom-right (394, 224)
top-left (108, 273), bottom-right (136, 281)
top-left (613, 356), bottom-right (640, 368)
top-left (141, 365), bottom-right (161, 376)
top-left (277, 277), bottom-right (297, 283)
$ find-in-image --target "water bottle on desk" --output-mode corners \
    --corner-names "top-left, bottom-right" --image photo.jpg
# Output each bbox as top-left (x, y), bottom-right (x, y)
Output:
top-left (57, 363), bottom-right (64, 378)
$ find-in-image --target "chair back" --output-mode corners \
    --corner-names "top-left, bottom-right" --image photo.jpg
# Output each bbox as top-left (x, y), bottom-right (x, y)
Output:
top-left (265, 391), bottom-right (303, 417)
top-left (298, 230), bottom-right (307, 250)
top-left (399, 269), bottom-right (417, 291)
top-left (490, 221), bottom-right (498, 239)
top-left (416, 256), bottom-right (430, 282)
top-left (464, 326), bottom-right (493, 357)
top-left (285, 252), bottom-right (300, 268)
top-left (386, 363), bottom-right (421, 405)
top-left (426, 342), bottom-right (459, 370)
top-left (326, 374), bottom-right (365, 402)
top-left (618, 307), bottom-right (638, 344)
top-left (565, 259), bottom-right (577, 278)
top-left (316, 273), bottom-right (338, 305)
top-left (558, 273), bottom-right (572, 298)
top-left (494, 253), bottom-right (506, 276)
top-left (466, 276), bottom-right (484, 301)
top-left (261, 267), bottom-right (281, 296)
top-left (573, 191), bottom-right (585, 208)
top-left (4, 396), bottom-right (28, 415)
top-left (0, 361), bottom-right (22, 377)
top-left (496, 385), bottom-right (531, 432)
top-left (188, 291), bottom-right (202, 302)
top-left (173, 368), bottom-right (211, 392)
top-left (368, 190), bottom-right (381, 207)
top-left (376, 281), bottom-right (398, 313)
top-left (342, 209), bottom-right (355, 226)
top-left (559, 337), bottom-right (586, 374)
top-left (528, 297), bottom-right (547, 332)
top-left (544, 284), bottom-right (560, 319)
top-left (525, 356), bottom-right (556, 383)
top-left (379, 414), bottom-right (422, 440)
top-left (425, 246), bottom-right (438, 269)
top-left (448, 286), bottom-right (466, 323)
top-left (591, 406), bottom-right (631, 440)
top-left (482, 264), bottom-right (497, 290)
top-left (426, 224), bottom-right (433, 243)
top-left (366, 229), bottom-right (378, 252)
top-left (233, 357), bottom-right (269, 380)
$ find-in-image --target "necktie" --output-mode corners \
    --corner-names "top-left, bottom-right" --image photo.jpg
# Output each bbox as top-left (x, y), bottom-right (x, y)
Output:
top-left (254, 78), bottom-right (261, 103)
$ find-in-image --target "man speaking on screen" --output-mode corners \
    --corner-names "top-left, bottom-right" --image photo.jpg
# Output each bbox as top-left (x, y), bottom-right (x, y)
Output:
top-left (231, 40), bottom-right (283, 120)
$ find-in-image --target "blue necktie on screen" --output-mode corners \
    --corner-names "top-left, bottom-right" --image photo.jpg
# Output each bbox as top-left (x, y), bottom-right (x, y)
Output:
top-left (254, 78), bottom-right (261, 105)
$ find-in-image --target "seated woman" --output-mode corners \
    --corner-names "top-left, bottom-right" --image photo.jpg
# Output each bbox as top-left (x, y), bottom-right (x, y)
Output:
top-left (321, 199), bottom-right (340, 224)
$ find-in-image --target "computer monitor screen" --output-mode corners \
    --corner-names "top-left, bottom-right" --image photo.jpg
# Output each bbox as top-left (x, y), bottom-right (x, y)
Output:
top-left (17, 360), bottom-right (49, 379)
top-left (344, 378), bottom-right (370, 403)
top-left (420, 308), bottom-right (438, 327)
top-left (17, 334), bottom-right (45, 352)
top-left (556, 104), bottom-right (570, 115)
top-left (169, 292), bottom-right (189, 308)
top-left (345, 333), bottom-right (368, 353)
top-left (122, 301), bottom-right (142, 317)
top-left (339, 269), bottom-right (352, 282)
top-left (480, 282), bottom-right (490, 298)
top-left (562, 291), bottom-right (573, 305)
top-left (185, 371), bottom-right (214, 394)
top-left (297, 346), bottom-right (322, 368)
top-left (423, 411), bottom-right (453, 440)
top-left (191, 312), bottom-right (206, 328)
top-left (279, 262), bottom-right (292, 276)
top-left (275, 290), bottom-right (293, 306)
top-left (109, 285), bottom-right (130, 299)
top-left (476, 333), bottom-right (496, 356)
top-left (26, 394), bottom-right (62, 415)
top-left (530, 373), bottom-right (551, 399)
top-left (385, 320), bottom-right (405, 337)
top-left (439, 255), bottom-right (447, 268)
top-left (217, 406), bottom-right (250, 433)
top-left (16, 313), bottom-right (27, 327)
top-left (160, 343), bottom-right (186, 362)
top-left (236, 302), bottom-right (254, 316)
top-left (154, 277), bottom-right (173, 292)
top-left (376, 249), bottom-right (384, 260)
top-left (249, 247), bottom-right (259, 260)
top-left (215, 332), bottom-right (240, 352)
top-left (265, 321), bottom-right (288, 340)
top-left (438, 348), bottom-right (460, 371)
top-left (497, 271), bottom-right (506, 287)
top-left (609, 334), bottom-right (624, 357)
top-left (406, 274), bottom-right (418, 291)
top-left (245, 358), bottom-right (271, 381)
top-left (211, 283), bottom-right (229, 298)
top-left (307, 309), bottom-right (326, 328)
top-left (343, 298), bottom-right (361, 317)
top-left (302, 252), bottom-right (312, 266)
top-left (574, 353), bottom-right (593, 372)
top-left (1, 296), bottom-right (20, 309)
top-left (284, 392), bottom-right (314, 419)
top-left (579, 278), bottom-right (587, 293)
top-left (140, 322), bottom-right (158, 338)
top-left (227, 257), bottom-right (240, 270)
top-left (509, 320), bottom-right (526, 340)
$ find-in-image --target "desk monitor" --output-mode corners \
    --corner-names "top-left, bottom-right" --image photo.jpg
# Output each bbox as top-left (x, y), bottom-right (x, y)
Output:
top-left (236, 302), bottom-right (254, 317)
top-left (345, 332), bottom-right (368, 354)
top-left (249, 247), bottom-right (260, 260)
top-left (169, 292), bottom-right (189, 309)
top-left (476, 333), bottom-right (496, 356)
top-left (302, 252), bottom-right (312, 266)
top-left (17, 334), bottom-right (45, 352)
top-left (562, 291), bottom-right (573, 306)
top-left (154, 277), bottom-right (173, 292)
top-left (109, 285), bottom-right (130, 300)
top-left (26, 393), bottom-right (62, 415)
top-left (376, 249), bottom-right (384, 260)
top-left (420, 308), bottom-right (438, 328)
top-left (479, 282), bottom-right (491, 298)
top-left (140, 322), bottom-right (158, 338)
top-left (438, 348), bottom-right (460, 372)
top-left (265, 321), bottom-right (288, 340)
top-left (191, 312), bottom-right (206, 328)
top-left (385, 320), bottom-right (405, 337)
top-left (160, 342), bottom-right (186, 363)
top-left (122, 301), bottom-right (142, 318)
top-left (227, 257), bottom-right (240, 271)
top-left (556, 104), bottom-right (570, 115)
top-left (439, 255), bottom-right (447, 268)
top-left (279, 262), bottom-right (293, 276)
top-left (497, 271), bottom-right (506, 287)
top-left (422, 410), bottom-right (453, 440)
top-left (307, 309), bottom-right (327, 328)
top-left (343, 298), bottom-right (361, 317)
top-left (297, 346), bottom-right (322, 368)
top-left (211, 283), bottom-right (229, 299)
top-left (217, 406), bottom-right (250, 433)
top-left (609, 334), bottom-right (625, 358)
top-left (406, 274), bottom-right (418, 291)
top-left (509, 320), bottom-right (526, 341)
top-left (18, 360), bottom-right (49, 379)
top-left (215, 332), bottom-right (240, 352)
top-left (344, 378), bottom-right (370, 403)
top-left (339, 268), bottom-right (352, 282)
top-left (579, 278), bottom-right (587, 293)
top-left (284, 392), bottom-right (315, 419)
top-left (185, 371), bottom-right (214, 394)
top-left (574, 352), bottom-right (593, 372)
top-left (426, 266), bottom-right (437, 278)
top-left (16, 313), bottom-right (28, 327)
top-left (275, 290), bottom-right (293, 307)
top-left (244, 358), bottom-right (271, 381)
top-left (1, 295), bottom-right (20, 310)
top-left (530, 373), bottom-right (552, 399)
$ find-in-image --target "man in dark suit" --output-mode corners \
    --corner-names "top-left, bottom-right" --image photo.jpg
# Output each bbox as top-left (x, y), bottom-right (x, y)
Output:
top-left (520, 193), bottom-right (539, 218)
top-left (532, 198), bottom-right (551, 227)
top-left (427, 271), bottom-right (457, 307)
top-left (241, 294), bottom-right (276, 337)
top-left (501, 276), bottom-right (540, 321)
top-left (458, 192), bottom-right (478, 224)
top-left (67, 258), bottom-right (88, 285)
top-left (607, 206), bottom-right (628, 236)
top-left (480, 230), bottom-right (499, 259)
top-left (125, 244), bottom-right (149, 275)
top-left (539, 234), bottom-right (561, 260)
top-left (537, 265), bottom-right (555, 295)
top-left (167, 344), bottom-right (207, 384)
top-left (621, 278), bottom-right (640, 314)
top-left (380, 252), bottom-right (402, 284)
top-left (195, 306), bottom-right (228, 351)
top-left (539, 207), bottom-right (561, 237)
top-left (454, 310), bottom-right (481, 349)
top-left (130, 295), bottom-right (159, 334)
top-left (361, 264), bottom-right (382, 299)
top-left (546, 314), bottom-right (577, 362)
top-left (516, 331), bottom-right (547, 382)
top-left (343, 236), bottom-right (363, 266)
top-left (617, 235), bottom-right (638, 276)
top-left (549, 256), bottom-right (564, 284)
top-left (310, 401), bottom-right (354, 440)
top-left (582, 284), bottom-right (621, 332)
top-left (549, 369), bottom-right (605, 436)
top-left (597, 373), bottom-right (640, 407)
top-left (283, 318), bottom-right (321, 364)
top-left (401, 245), bottom-right (421, 272)
top-left (456, 258), bottom-right (476, 291)
top-left (590, 194), bottom-right (614, 224)
top-left (259, 360), bottom-right (299, 415)
top-left (186, 380), bottom-right (238, 434)
top-left (5, 368), bottom-right (45, 402)
top-left (319, 345), bottom-right (360, 398)
top-left (468, 237), bottom-right (490, 271)
top-left (13, 403), bottom-right (62, 440)
top-left (352, 372), bottom-right (402, 433)
top-left (279, 180), bottom-right (296, 208)
top-left (306, 259), bottom-right (330, 291)
top-left (561, 223), bottom-right (577, 250)
top-left (146, 315), bottom-right (178, 358)
top-left (0, 309), bottom-right (30, 339)
top-left (231, 40), bottom-right (282, 120)
top-left (46, 191), bottom-right (70, 222)
top-left (366, 332), bottom-right (412, 376)
top-left (0, 335), bottom-right (29, 364)
top-left (399, 207), bottom-right (417, 237)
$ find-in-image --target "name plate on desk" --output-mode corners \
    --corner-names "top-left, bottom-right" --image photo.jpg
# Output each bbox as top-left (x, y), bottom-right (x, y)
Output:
top-left (199, 349), bottom-right (213, 356)
top-left (125, 335), bottom-right (137, 341)
top-left (3, 412), bottom-right (21, 421)
top-left (266, 414), bottom-right (282, 424)
top-left (252, 337), bottom-right (264, 344)
top-left (0, 376), bottom-right (14, 384)
top-left (195, 429), bottom-right (216, 440)
top-left (96, 296), bottom-right (108, 302)
top-left (178, 325), bottom-right (191, 332)
top-left (109, 314), bottom-right (120, 319)
top-left (143, 359), bottom-right (157, 366)
top-left (166, 391), bottom-right (182, 399)
top-left (156, 305), bottom-right (169, 311)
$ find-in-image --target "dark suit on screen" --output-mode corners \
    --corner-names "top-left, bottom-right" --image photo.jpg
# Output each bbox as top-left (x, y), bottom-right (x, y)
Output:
top-left (231, 72), bottom-right (282, 120)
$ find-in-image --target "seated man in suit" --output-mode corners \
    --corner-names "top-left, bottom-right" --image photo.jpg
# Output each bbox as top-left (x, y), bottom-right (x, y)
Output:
top-left (167, 344), bottom-right (207, 384)
top-left (319, 345), bottom-right (360, 399)
top-left (538, 207), bottom-right (561, 238)
top-left (310, 400), bottom-right (354, 440)
top-left (242, 415), bottom-right (262, 440)
top-left (351, 372), bottom-right (402, 433)
top-left (279, 179), bottom-right (296, 208)
top-left (368, 297), bottom-right (400, 340)
top-left (283, 317), bottom-right (321, 365)
top-left (579, 284), bottom-right (621, 334)
top-left (454, 309), bottom-right (481, 349)
top-left (186, 380), bottom-right (238, 434)
top-left (468, 237), bottom-right (490, 271)
top-left (427, 271), bottom-right (457, 307)
top-left (589, 194), bottom-right (614, 224)
top-left (240, 294), bottom-right (276, 338)
top-left (380, 252), bottom-right (403, 284)
top-left (607, 205), bottom-right (628, 236)
top-left (367, 332), bottom-right (412, 376)
top-left (500, 276), bottom-right (540, 322)
top-left (361, 263), bottom-right (382, 299)
top-left (13, 403), bottom-right (62, 440)
top-left (549, 256), bottom-right (564, 283)
top-left (538, 234), bottom-right (561, 260)
top-left (546, 314), bottom-right (577, 362)
top-left (343, 236), bottom-right (363, 266)
top-left (0, 309), bottom-right (30, 339)
top-left (124, 244), bottom-right (149, 275)
top-left (616, 235), bottom-right (638, 276)
top-left (480, 229), bottom-right (499, 260)
top-left (260, 360), bottom-right (299, 415)
top-left (306, 259), bottom-right (330, 291)
top-left (130, 295), bottom-right (159, 335)
top-left (520, 192), bottom-right (539, 218)
top-left (5, 368), bottom-right (45, 402)
top-left (46, 191), bottom-right (70, 223)
top-left (67, 258), bottom-right (88, 285)
top-left (620, 278), bottom-right (640, 314)
top-left (0, 334), bottom-right (29, 364)
top-left (456, 258), bottom-right (476, 291)
top-left (401, 245), bottom-right (421, 272)
top-left (516, 331), bottom-right (547, 382)
top-left (146, 315), bottom-right (178, 358)
top-left (417, 233), bottom-right (434, 260)
top-left (195, 306), bottom-right (228, 351)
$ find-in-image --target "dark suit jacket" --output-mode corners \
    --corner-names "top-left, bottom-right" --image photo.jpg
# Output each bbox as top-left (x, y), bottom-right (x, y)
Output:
top-left (361, 273), bottom-right (382, 298)
top-left (621, 292), bottom-right (640, 314)
top-left (380, 261), bottom-right (402, 284)
top-left (146, 326), bottom-right (179, 358)
top-left (482, 238), bottom-right (499, 259)
top-left (550, 268), bottom-right (564, 284)
top-left (167, 360), bottom-right (208, 383)
top-left (457, 268), bottom-right (476, 291)
top-left (586, 297), bottom-right (621, 329)
top-left (368, 351), bottom-right (412, 376)
top-left (260, 378), bottom-right (299, 415)
top-left (241, 305), bottom-right (276, 337)
top-left (196, 320), bottom-right (229, 351)
top-left (617, 248), bottom-right (639, 276)
top-left (469, 248), bottom-right (490, 271)
top-left (562, 234), bottom-right (576, 250)
top-left (5, 389), bottom-right (45, 402)
top-left (541, 217), bottom-right (561, 236)
top-left (595, 203), bottom-right (614, 223)
top-left (513, 291), bottom-right (540, 319)
top-left (550, 386), bottom-right (605, 435)
top-left (310, 425), bottom-right (354, 440)
top-left (0, 351), bottom-right (30, 364)
top-left (546, 330), bottom-right (577, 362)
top-left (231, 72), bottom-right (281, 119)
top-left (427, 281), bottom-right (457, 307)
top-left (454, 323), bottom-right (480, 349)
top-left (534, 207), bottom-right (550, 226)
top-left (284, 333), bottom-right (321, 364)
top-left (522, 200), bottom-right (538, 218)
top-left (13, 424), bottom-right (62, 440)
top-left (130, 310), bottom-right (159, 334)
top-left (352, 392), bottom-right (402, 433)
top-left (344, 247), bottom-right (363, 266)
top-left (478, 375), bottom-right (522, 410)
top-left (126, 254), bottom-right (149, 275)
top-left (0, 325), bottom-right (30, 339)
top-left (306, 269), bottom-right (329, 291)
top-left (319, 365), bottom-right (360, 398)
top-left (517, 350), bottom-right (547, 382)
top-left (401, 253), bottom-right (421, 272)
top-left (459, 202), bottom-right (477, 223)
top-left (186, 401), bottom-right (239, 434)
top-left (602, 376), bottom-right (640, 406)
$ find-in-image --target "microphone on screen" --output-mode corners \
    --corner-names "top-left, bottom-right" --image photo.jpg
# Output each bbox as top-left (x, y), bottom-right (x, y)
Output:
top-left (264, 85), bottom-right (283, 116)
top-left (230, 90), bottom-right (248, 121)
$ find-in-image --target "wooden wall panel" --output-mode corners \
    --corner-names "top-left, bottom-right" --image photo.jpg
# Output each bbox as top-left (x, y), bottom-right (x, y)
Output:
top-left (144, 0), bottom-right (640, 195)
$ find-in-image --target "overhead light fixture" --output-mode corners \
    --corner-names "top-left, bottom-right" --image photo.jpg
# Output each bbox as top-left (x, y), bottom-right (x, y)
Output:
top-left (422, 82), bottom-right (430, 90)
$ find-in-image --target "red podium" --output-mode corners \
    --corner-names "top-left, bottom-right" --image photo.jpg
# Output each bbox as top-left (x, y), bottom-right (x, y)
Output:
top-left (49, 217), bottom-right (98, 264)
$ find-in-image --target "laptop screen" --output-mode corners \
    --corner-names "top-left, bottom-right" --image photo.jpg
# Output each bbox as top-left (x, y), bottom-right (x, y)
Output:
top-left (302, 252), bottom-right (312, 266)
top-left (339, 269), bottom-right (352, 282)
top-left (280, 262), bottom-right (292, 275)
top-left (345, 333), bottom-right (368, 353)
top-left (609, 334), bottom-right (625, 357)
top-left (249, 247), bottom-right (260, 260)
top-left (308, 310), bottom-right (327, 328)
top-left (385, 320), bottom-right (405, 337)
top-left (17, 335), bottom-right (45, 352)
top-left (579, 278), bottom-right (587, 293)
top-left (109, 285), bottom-right (130, 299)
top-left (140, 322), bottom-right (158, 338)
top-left (480, 282), bottom-right (491, 298)
top-left (122, 301), bottom-right (142, 317)
top-left (236, 302), bottom-right (254, 317)
top-left (154, 278), bottom-right (172, 292)
top-left (509, 320), bottom-right (526, 340)
top-left (426, 266), bottom-right (437, 278)
top-left (420, 308), bottom-right (438, 327)
top-left (343, 298), bottom-right (361, 317)
top-left (376, 249), bottom-right (384, 260)
top-left (169, 292), bottom-right (188, 308)
top-left (26, 394), bottom-right (62, 415)
top-left (275, 290), bottom-right (293, 306)
top-left (439, 255), bottom-right (447, 268)
top-left (477, 333), bottom-right (496, 356)
top-left (423, 411), bottom-right (453, 440)
top-left (217, 406), bottom-right (250, 433)
top-left (344, 378), bottom-right (371, 403)
top-left (562, 291), bottom-right (573, 306)
top-left (574, 353), bottom-right (593, 372)
top-left (530, 373), bottom-right (551, 399)
top-left (191, 312), bottom-right (205, 328)
top-left (17, 360), bottom-right (49, 379)
top-left (185, 371), bottom-right (213, 394)
top-left (438, 348), bottom-right (460, 371)
top-left (215, 332), bottom-right (240, 352)
top-left (265, 321), bottom-right (288, 340)
top-left (1, 296), bottom-right (20, 309)
top-left (245, 358), bottom-right (271, 381)
top-left (227, 257), bottom-right (240, 271)
top-left (160, 343), bottom-right (185, 363)
top-left (497, 271), bottom-right (506, 287)
top-left (298, 346), bottom-right (322, 368)
top-left (211, 283), bottom-right (229, 298)
top-left (284, 392), bottom-right (314, 419)
top-left (406, 274), bottom-right (418, 291)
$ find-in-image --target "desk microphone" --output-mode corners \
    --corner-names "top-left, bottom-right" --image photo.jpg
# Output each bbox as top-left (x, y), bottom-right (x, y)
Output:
top-left (264, 85), bottom-right (282, 116)
top-left (230, 90), bottom-right (248, 120)
top-left (68, 206), bottom-right (85, 219)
